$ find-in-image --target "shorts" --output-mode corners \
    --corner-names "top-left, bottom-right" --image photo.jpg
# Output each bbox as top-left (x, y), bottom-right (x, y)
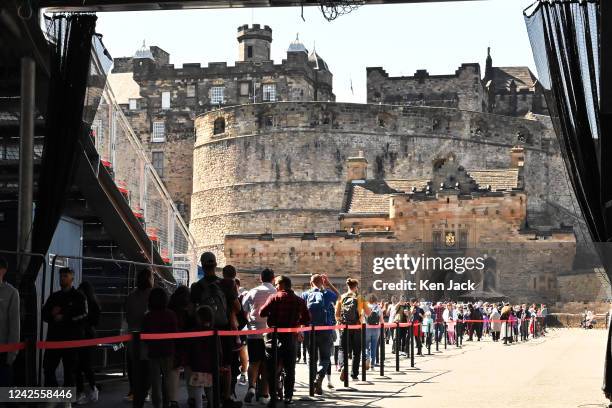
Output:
top-left (247, 338), bottom-right (266, 363)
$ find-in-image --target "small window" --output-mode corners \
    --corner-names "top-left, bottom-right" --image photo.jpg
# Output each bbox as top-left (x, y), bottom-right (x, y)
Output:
top-left (152, 152), bottom-right (164, 178)
top-left (210, 86), bottom-right (224, 104)
top-left (247, 46), bottom-right (253, 58)
top-left (161, 91), bottom-right (171, 109)
top-left (263, 84), bottom-right (276, 102)
top-left (432, 231), bottom-right (442, 248)
top-left (152, 121), bottom-right (165, 142)
top-left (129, 98), bottom-right (138, 110)
top-left (187, 84), bottom-right (196, 98)
top-left (213, 117), bottom-right (225, 135)
top-left (240, 82), bottom-right (250, 97)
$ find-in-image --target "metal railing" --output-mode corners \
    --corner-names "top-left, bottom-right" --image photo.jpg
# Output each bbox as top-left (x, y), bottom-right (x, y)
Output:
top-left (90, 81), bottom-right (197, 284)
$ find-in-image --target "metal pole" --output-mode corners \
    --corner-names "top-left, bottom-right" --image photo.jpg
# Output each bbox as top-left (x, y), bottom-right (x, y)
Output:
top-left (444, 322), bottom-right (447, 350)
top-left (379, 323), bottom-right (385, 377)
top-left (410, 323), bottom-right (415, 368)
top-left (343, 323), bottom-right (349, 387)
top-left (395, 322), bottom-right (400, 372)
top-left (17, 57), bottom-right (35, 285)
top-left (309, 324), bottom-right (315, 397)
top-left (271, 327), bottom-right (278, 403)
top-left (211, 330), bottom-right (221, 408)
top-left (361, 322), bottom-right (366, 382)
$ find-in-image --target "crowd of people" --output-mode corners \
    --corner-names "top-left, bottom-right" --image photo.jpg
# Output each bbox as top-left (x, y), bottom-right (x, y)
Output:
top-left (118, 253), bottom-right (551, 408)
top-left (0, 253), bottom-right (552, 408)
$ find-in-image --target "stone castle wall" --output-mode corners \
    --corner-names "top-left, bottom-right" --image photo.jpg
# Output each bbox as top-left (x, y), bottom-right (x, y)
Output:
top-left (191, 101), bottom-right (583, 263)
top-left (367, 65), bottom-right (484, 111)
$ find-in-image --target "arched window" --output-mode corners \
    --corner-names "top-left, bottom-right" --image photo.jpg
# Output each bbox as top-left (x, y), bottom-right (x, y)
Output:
top-left (213, 117), bottom-right (225, 135)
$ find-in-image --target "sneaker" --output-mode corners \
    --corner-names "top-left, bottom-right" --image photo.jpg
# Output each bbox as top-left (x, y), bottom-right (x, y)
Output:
top-left (244, 387), bottom-right (255, 404)
top-left (239, 373), bottom-right (247, 386)
top-left (123, 393), bottom-right (133, 402)
top-left (259, 396), bottom-right (270, 406)
top-left (75, 393), bottom-right (88, 405)
top-left (88, 386), bottom-right (99, 403)
top-left (327, 381), bottom-right (334, 389)
top-left (283, 397), bottom-right (293, 405)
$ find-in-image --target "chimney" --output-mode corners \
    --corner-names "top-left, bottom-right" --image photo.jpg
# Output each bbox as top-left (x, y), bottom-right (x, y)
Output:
top-left (510, 145), bottom-right (525, 168)
top-left (347, 151), bottom-right (368, 181)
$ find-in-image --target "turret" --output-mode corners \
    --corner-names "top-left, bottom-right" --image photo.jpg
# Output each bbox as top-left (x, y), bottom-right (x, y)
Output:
top-left (237, 24), bottom-right (272, 62)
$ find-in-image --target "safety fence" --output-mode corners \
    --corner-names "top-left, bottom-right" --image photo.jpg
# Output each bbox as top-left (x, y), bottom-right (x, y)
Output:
top-left (0, 317), bottom-right (546, 406)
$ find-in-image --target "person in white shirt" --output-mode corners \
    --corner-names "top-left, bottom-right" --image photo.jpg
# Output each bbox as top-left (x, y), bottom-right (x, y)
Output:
top-left (241, 268), bottom-right (277, 404)
top-left (442, 303), bottom-right (457, 345)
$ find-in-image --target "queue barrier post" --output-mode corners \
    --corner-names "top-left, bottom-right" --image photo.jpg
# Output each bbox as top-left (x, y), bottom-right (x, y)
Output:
top-left (410, 323), bottom-right (415, 368)
top-left (361, 323), bottom-right (367, 382)
top-left (211, 330), bottom-right (221, 408)
top-left (395, 322), bottom-right (400, 372)
top-left (25, 336), bottom-right (35, 386)
top-left (309, 324), bottom-right (316, 397)
top-left (270, 327), bottom-right (279, 404)
top-left (444, 323), bottom-right (447, 350)
top-left (379, 323), bottom-right (385, 377)
top-left (407, 323), bottom-right (412, 360)
top-left (457, 321), bottom-right (461, 348)
top-left (343, 323), bottom-right (349, 388)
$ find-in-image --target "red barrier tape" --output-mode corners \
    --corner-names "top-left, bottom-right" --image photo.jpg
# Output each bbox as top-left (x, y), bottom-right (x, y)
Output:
top-left (141, 331), bottom-right (214, 340)
top-left (0, 342), bottom-right (26, 352)
top-left (0, 317), bottom-right (541, 351)
top-left (37, 334), bottom-right (131, 350)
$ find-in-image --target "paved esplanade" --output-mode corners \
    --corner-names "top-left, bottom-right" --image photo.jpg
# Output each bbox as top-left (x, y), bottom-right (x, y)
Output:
top-left (97, 329), bottom-right (608, 408)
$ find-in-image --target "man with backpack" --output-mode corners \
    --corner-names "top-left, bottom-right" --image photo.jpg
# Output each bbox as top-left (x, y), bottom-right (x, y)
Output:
top-left (190, 252), bottom-right (242, 408)
top-left (335, 278), bottom-right (370, 382)
top-left (301, 274), bottom-right (339, 395)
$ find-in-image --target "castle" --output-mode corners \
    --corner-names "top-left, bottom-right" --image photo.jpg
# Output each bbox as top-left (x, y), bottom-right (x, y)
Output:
top-left (110, 24), bottom-right (610, 303)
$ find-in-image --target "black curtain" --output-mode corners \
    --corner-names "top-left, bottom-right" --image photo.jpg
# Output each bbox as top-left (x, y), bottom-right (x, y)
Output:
top-left (24, 14), bottom-right (97, 283)
top-left (13, 14), bottom-right (97, 385)
top-left (524, 0), bottom-right (612, 400)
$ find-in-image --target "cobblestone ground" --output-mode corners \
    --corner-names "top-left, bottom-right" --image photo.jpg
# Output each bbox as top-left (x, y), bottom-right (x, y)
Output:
top-left (87, 328), bottom-right (609, 408)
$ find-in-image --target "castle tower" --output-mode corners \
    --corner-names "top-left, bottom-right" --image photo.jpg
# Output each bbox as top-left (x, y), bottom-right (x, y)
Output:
top-left (237, 24), bottom-right (272, 62)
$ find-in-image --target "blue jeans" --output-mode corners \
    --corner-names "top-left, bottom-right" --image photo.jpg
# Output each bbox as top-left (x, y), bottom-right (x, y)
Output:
top-left (365, 328), bottom-right (380, 365)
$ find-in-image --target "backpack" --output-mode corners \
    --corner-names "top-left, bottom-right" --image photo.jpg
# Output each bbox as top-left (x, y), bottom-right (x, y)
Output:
top-left (366, 304), bottom-right (380, 325)
top-left (305, 290), bottom-right (327, 326)
top-left (191, 279), bottom-right (229, 327)
top-left (340, 295), bottom-right (360, 325)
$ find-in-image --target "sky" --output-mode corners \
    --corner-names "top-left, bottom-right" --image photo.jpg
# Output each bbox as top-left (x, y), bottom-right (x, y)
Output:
top-left (95, 0), bottom-right (538, 103)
